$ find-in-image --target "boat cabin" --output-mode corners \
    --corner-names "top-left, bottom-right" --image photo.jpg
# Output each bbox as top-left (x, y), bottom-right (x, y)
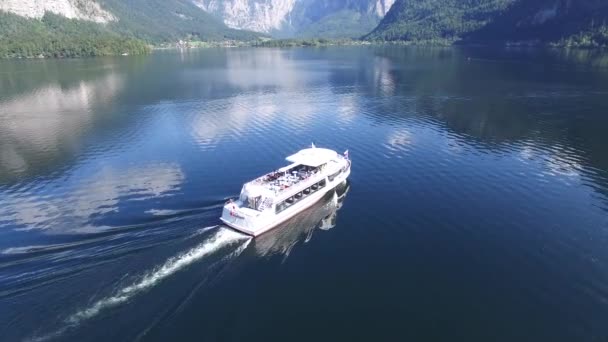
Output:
top-left (238, 148), bottom-right (341, 212)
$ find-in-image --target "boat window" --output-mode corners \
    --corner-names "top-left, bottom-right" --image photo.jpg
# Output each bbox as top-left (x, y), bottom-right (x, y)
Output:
top-left (328, 169), bottom-right (341, 182)
top-left (275, 179), bottom-right (328, 214)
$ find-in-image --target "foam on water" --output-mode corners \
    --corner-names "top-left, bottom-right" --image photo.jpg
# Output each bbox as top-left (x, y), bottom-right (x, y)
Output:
top-left (28, 228), bottom-right (250, 341)
top-left (67, 228), bottom-right (249, 323)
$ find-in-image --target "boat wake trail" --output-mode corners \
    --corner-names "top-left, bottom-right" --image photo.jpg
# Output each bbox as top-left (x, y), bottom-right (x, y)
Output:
top-left (29, 228), bottom-right (251, 341)
top-left (68, 229), bottom-right (249, 323)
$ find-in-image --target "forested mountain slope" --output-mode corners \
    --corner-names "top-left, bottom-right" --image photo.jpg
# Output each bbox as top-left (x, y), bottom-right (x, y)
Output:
top-left (0, 11), bottom-right (149, 58)
top-left (366, 0), bottom-right (608, 47)
top-left (100, 0), bottom-right (261, 42)
top-left (0, 0), bottom-right (261, 58)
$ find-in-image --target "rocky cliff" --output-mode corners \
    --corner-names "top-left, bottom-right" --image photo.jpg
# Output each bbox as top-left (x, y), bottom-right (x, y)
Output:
top-left (193, 0), bottom-right (297, 33)
top-left (0, 0), bottom-right (115, 23)
top-left (0, 0), bottom-right (394, 39)
top-left (192, 0), bottom-right (396, 37)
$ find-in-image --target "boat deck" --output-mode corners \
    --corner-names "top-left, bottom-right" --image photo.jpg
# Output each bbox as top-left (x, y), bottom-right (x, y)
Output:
top-left (253, 166), bottom-right (319, 195)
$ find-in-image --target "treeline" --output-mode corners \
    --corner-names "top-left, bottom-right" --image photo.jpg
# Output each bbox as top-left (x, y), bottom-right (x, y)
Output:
top-left (0, 12), bottom-right (150, 58)
top-left (254, 38), bottom-right (333, 47)
top-left (253, 38), bottom-right (361, 48)
top-left (556, 24), bottom-right (608, 49)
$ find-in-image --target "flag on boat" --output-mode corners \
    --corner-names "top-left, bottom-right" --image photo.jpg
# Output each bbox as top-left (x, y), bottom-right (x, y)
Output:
top-left (344, 150), bottom-right (349, 159)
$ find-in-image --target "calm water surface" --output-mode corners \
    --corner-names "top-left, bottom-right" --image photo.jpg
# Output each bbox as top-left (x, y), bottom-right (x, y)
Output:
top-left (1, 46), bottom-right (608, 341)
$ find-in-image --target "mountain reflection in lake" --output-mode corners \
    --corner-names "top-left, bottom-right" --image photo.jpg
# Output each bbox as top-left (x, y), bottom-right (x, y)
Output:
top-left (1, 46), bottom-right (608, 341)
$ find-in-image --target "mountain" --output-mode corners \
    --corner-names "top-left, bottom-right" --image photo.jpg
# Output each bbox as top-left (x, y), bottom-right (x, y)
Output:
top-left (465, 0), bottom-right (608, 45)
top-left (0, 0), bottom-right (262, 58)
top-left (0, 0), bottom-right (263, 42)
top-left (366, 0), bottom-right (608, 46)
top-left (3, 0), bottom-right (607, 59)
top-left (292, 0), bottom-right (397, 38)
top-left (99, 0), bottom-right (261, 42)
top-left (0, 11), bottom-right (150, 58)
top-left (0, 0), bottom-right (115, 22)
top-left (365, 0), bottom-right (517, 42)
top-left (192, 0), bottom-right (396, 38)
top-left (192, 0), bottom-right (297, 34)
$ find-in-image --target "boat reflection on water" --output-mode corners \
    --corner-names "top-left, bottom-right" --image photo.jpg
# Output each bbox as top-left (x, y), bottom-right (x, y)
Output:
top-left (251, 182), bottom-right (350, 258)
top-left (318, 183), bottom-right (349, 231)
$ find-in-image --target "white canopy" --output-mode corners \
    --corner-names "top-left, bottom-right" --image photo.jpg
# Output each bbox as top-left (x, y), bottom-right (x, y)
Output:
top-left (286, 148), bottom-right (337, 167)
top-left (242, 183), bottom-right (273, 198)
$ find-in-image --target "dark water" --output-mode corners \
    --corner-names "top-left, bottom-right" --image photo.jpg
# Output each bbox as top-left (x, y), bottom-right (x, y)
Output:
top-left (1, 46), bottom-right (608, 341)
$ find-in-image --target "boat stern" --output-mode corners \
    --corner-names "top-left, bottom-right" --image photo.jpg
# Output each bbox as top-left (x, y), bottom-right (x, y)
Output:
top-left (220, 201), bottom-right (263, 236)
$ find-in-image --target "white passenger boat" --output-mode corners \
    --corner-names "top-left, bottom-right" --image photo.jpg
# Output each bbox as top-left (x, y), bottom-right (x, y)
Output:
top-left (221, 145), bottom-right (351, 236)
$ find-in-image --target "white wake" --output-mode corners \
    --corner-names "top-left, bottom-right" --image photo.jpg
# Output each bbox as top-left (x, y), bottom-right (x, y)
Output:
top-left (66, 228), bottom-right (249, 324)
top-left (28, 228), bottom-right (251, 341)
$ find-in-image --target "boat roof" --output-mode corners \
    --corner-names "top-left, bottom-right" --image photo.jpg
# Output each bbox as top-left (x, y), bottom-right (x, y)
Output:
top-left (286, 148), bottom-right (337, 167)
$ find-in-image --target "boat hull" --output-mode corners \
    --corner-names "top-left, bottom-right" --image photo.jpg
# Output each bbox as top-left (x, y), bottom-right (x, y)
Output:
top-left (221, 166), bottom-right (350, 236)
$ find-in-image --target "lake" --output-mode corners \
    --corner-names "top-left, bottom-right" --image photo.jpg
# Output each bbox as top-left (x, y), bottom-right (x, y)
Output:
top-left (1, 46), bottom-right (608, 341)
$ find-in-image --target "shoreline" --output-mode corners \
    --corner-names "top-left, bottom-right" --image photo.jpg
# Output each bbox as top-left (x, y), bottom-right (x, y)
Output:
top-left (3, 39), bottom-right (607, 60)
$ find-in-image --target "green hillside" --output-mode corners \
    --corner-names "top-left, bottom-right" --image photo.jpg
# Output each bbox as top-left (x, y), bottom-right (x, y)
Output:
top-left (365, 0), bottom-right (608, 47)
top-left (0, 0), bottom-right (262, 59)
top-left (365, 0), bottom-right (516, 42)
top-left (99, 0), bottom-right (261, 43)
top-left (0, 12), bottom-right (149, 58)
top-left (299, 10), bottom-right (380, 39)
top-left (465, 0), bottom-right (608, 45)
top-left (557, 24), bottom-right (608, 48)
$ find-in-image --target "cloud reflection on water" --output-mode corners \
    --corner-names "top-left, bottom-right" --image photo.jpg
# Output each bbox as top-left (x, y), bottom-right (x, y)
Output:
top-left (0, 73), bottom-right (125, 181)
top-left (0, 163), bottom-right (184, 233)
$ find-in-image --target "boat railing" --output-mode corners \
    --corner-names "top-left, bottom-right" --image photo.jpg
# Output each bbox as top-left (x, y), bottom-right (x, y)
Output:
top-left (274, 172), bottom-right (325, 198)
top-left (256, 170), bottom-right (322, 195)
